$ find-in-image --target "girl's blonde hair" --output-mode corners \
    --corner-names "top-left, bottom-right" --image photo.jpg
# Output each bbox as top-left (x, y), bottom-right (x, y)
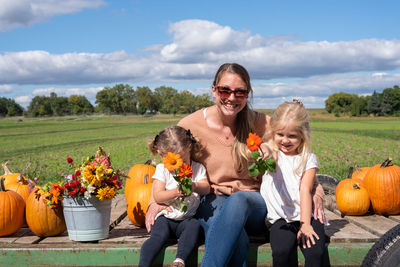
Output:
top-left (265, 99), bottom-right (311, 175)
top-left (148, 126), bottom-right (203, 161)
top-left (212, 63), bottom-right (256, 174)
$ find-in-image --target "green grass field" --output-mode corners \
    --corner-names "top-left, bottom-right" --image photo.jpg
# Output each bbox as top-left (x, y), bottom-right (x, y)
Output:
top-left (1, 113), bottom-right (399, 186)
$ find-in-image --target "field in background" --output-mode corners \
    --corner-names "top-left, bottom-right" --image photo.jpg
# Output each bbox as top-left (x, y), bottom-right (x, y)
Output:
top-left (0, 112), bottom-right (399, 186)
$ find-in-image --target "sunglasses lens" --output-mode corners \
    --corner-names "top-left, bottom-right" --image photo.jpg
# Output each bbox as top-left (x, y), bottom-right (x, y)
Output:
top-left (234, 90), bottom-right (248, 98)
top-left (216, 86), bottom-right (248, 99)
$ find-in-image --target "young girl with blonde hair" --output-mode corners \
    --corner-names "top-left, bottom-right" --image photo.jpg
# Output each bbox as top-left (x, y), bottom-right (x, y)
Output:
top-left (139, 126), bottom-right (210, 267)
top-left (260, 100), bottom-right (326, 267)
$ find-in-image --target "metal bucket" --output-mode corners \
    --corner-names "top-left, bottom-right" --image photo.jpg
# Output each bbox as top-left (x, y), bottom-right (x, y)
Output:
top-left (63, 196), bottom-right (111, 241)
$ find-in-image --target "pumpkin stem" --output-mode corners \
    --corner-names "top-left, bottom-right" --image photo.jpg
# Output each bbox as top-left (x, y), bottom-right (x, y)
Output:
top-left (347, 166), bottom-right (354, 178)
top-left (2, 162), bottom-right (12, 175)
top-left (0, 177), bottom-right (7, 192)
top-left (380, 158), bottom-right (393, 168)
top-left (352, 183), bottom-right (361, 190)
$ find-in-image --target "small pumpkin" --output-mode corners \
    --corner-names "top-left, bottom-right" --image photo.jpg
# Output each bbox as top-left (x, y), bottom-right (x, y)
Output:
top-left (351, 166), bottom-right (371, 181)
top-left (364, 158), bottom-right (400, 215)
top-left (126, 183), bottom-right (153, 227)
top-left (1, 163), bottom-right (28, 188)
top-left (125, 161), bottom-right (155, 200)
top-left (336, 181), bottom-right (370, 216)
top-left (335, 177), bottom-right (364, 195)
top-left (26, 189), bottom-right (67, 237)
top-left (0, 178), bottom-right (25, 236)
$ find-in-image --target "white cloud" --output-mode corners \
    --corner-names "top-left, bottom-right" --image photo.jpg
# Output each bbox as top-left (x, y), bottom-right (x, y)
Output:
top-left (0, 0), bottom-right (106, 31)
top-left (2, 19), bottom-right (400, 108)
top-left (2, 20), bottom-right (400, 86)
top-left (250, 72), bottom-right (400, 108)
top-left (0, 84), bottom-right (12, 93)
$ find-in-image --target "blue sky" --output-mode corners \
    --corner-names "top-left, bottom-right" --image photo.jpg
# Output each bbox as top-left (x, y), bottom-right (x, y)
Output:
top-left (1, 0), bottom-right (400, 109)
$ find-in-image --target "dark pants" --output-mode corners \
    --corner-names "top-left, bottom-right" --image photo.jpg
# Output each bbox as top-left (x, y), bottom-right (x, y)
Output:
top-left (139, 215), bottom-right (201, 267)
top-left (270, 218), bottom-right (326, 267)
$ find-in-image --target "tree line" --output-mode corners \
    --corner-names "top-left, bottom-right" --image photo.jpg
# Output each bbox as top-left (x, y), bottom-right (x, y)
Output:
top-left (2, 84), bottom-right (399, 117)
top-left (324, 85), bottom-right (400, 117)
top-left (0, 84), bottom-right (214, 117)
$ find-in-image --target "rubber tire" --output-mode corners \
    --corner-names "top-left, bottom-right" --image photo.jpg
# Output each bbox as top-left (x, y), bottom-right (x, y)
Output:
top-left (316, 174), bottom-right (339, 195)
top-left (362, 223), bottom-right (400, 267)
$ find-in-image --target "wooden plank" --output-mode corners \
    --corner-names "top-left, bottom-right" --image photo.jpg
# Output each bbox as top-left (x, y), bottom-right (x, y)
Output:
top-left (39, 231), bottom-right (72, 244)
top-left (388, 215), bottom-right (400, 223)
top-left (332, 209), bottom-right (399, 237)
top-left (110, 194), bottom-right (127, 223)
top-left (324, 209), bottom-right (379, 242)
top-left (0, 228), bottom-right (32, 244)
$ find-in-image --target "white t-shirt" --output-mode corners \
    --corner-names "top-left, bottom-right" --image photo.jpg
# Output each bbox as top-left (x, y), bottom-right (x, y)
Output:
top-left (260, 151), bottom-right (319, 224)
top-left (153, 160), bottom-right (207, 221)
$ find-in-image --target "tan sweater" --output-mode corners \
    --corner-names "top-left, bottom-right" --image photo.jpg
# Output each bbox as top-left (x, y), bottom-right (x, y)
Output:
top-left (178, 107), bottom-right (267, 195)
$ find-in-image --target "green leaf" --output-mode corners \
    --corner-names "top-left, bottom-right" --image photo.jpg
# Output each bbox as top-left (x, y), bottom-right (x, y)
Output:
top-left (181, 200), bottom-right (187, 212)
top-left (265, 158), bottom-right (276, 173)
top-left (251, 151), bottom-right (260, 159)
top-left (249, 167), bottom-right (259, 177)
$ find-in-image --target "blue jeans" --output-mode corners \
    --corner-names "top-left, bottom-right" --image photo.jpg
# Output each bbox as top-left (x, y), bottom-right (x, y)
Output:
top-left (196, 191), bottom-right (267, 267)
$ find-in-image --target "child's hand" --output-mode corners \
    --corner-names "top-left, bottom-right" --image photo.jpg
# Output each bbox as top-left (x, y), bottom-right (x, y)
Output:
top-left (297, 223), bottom-right (320, 248)
top-left (259, 143), bottom-right (272, 160)
top-left (175, 187), bottom-right (186, 197)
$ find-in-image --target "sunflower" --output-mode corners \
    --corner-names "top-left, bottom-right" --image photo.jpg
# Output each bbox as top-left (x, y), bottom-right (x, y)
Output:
top-left (96, 186), bottom-right (116, 201)
top-left (246, 132), bottom-right (262, 152)
top-left (163, 152), bottom-right (183, 171)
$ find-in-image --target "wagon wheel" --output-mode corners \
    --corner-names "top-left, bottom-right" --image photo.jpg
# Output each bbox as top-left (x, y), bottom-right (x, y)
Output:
top-left (361, 224), bottom-right (400, 267)
top-left (317, 174), bottom-right (339, 195)
top-left (316, 174), bottom-right (339, 211)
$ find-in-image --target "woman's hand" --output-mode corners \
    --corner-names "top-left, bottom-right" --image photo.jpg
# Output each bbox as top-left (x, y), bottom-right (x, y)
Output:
top-left (145, 202), bottom-right (172, 233)
top-left (312, 193), bottom-right (325, 224)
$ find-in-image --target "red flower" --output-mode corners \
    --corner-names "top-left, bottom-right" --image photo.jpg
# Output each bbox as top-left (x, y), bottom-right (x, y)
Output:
top-left (75, 170), bottom-right (81, 177)
top-left (177, 163), bottom-right (193, 180)
top-left (246, 132), bottom-right (262, 152)
top-left (67, 157), bottom-right (73, 164)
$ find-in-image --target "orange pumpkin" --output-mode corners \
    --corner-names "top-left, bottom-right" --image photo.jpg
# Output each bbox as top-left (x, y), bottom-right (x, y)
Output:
top-left (26, 189), bottom-right (67, 237)
top-left (336, 181), bottom-right (370, 216)
top-left (364, 158), bottom-right (400, 215)
top-left (335, 178), bottom-right (364, 195)
top-left (352, 166), bottom-right (371, 181)
top-left (1, 163), bottom-right (28, 188)
top-left (6, 174), bottom-right (32, 227)
top-left (125, 162), bottom-right (155, 200)
top-left (0, 178), bottom-right (25, 236)
top-left (127, 183), bottom-right (153, 227)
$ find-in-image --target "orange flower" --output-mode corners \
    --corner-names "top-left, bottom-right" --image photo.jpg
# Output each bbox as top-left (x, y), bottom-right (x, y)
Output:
top-left (246, 132), bottom-right (262, 151)
top-left (163, 152), bottom-right (183, 171)
top-left (177, 163), bottom-right (193, 180)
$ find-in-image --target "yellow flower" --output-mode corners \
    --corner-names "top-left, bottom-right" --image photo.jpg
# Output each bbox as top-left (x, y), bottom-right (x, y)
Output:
top-left (162, 152), bottom-right (183, 171)
top-left (96, 186), bottom-right (116, 201)
top-left (82, 165), bottom-right (97, 185)
top-left (96, 164), bottom-right (106, 180)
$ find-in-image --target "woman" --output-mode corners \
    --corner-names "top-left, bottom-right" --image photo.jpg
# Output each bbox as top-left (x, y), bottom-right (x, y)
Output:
top-left (145, 63), bottom-right (325, 266)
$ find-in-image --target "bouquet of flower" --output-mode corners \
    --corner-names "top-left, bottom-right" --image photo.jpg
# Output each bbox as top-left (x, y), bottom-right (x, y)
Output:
top-left (62, 147), bottom-right (123, 201)
top-left (247, 132), bottom-right (276, 177)
top-left (162, 152), bottom-right (193, 212)
top-left (34, 181), bottom-right (64, 209)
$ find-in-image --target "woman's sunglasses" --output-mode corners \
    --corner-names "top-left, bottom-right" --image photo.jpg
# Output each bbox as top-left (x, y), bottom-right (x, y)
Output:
top-left (215, 86), bottom-right (249, 99)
